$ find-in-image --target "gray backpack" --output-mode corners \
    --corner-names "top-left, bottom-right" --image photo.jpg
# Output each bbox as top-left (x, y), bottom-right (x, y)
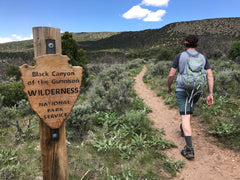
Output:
top-left (181, 51), bottom-right (207, 93)
top-left (180, 51), bottom-right (207, 114)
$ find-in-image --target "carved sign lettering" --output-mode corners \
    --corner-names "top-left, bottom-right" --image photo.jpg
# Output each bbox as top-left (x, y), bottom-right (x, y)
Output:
top-left (19, 54), bottom-right (82, 129)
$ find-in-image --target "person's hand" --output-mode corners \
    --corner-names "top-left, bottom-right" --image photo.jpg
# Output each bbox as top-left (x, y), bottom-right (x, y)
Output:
top-left (206, 95), bottom-right (214, 106)
top-left (167, 87), bottom-right (172, 95)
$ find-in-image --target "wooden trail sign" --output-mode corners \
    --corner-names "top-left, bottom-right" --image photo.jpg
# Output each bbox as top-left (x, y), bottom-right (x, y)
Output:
top-left (19, 27), bottom-right (82, 180)
top-left (19, 54), bottom-right (82, 129)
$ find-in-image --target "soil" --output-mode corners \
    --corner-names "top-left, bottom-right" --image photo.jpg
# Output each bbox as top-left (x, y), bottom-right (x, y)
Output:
top-left (133, 66), bottom-right (240, 180)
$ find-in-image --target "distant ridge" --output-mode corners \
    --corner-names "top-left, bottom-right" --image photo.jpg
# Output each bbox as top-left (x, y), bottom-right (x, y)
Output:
top-left (77, 17), bottom-right (240, 54)
top-left (0, 17), bottom-right (239, 64)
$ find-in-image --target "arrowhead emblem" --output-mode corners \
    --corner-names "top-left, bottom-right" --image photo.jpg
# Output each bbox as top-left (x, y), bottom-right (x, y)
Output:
top-left (19, 54), bottom-right (82, 129)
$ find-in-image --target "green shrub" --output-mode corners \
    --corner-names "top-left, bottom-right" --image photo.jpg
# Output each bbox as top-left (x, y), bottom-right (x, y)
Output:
top-left (5, 65), bottom-right (21, 81)
top-left (0, 51), bottom-right (33, 61)
top-left (92, 110), bottom-right (174, 160)
top-left (121, 110), bottom-right (152, 134)
top-left (0, 94), bottom-right (4, 108)
top-left (209, 119), bottom-right (240, 137)
top-left (0, 81), bottom-right (26, 106)
top-left (129, 96), bottom-right (152, 113)
top-left (106, 165), bottom-right (138, 179)
top-left (210, 50), bottom-right (223, 60)
top-left (210, 57), bottom-right (235, 71)
top-left (88, 65), bottom-right (134, 113)
top-left (228, 41), bottom-right (240, 62)
top-left (0, 147), bottom-right (22, 179)
top-left (147, 61), bottom-right (172, 77)
top-left (92, 111), bottom-right (118, 126)
top-left (88, 85), bottom-right (108, 111)
top-left (131, 133), bottom-right (175, 150)
top-left (97, 65), bottom-right (125, 90)
top-left (126, 58), bottom-right (145, 70)
top-left (157, 48), bottom-right (172, 61)
top-left (66, 103), bottom-right (92, 139)
top-left (214, 70), bottom-right (240, 96)
top-left (0, 100), bottom-right (31, 130)
top-left (162, 158), bottom-right (185, 177)
top-left (0, 106), bottom-right (18, 127)
top-left (87, 63), bottom-right (108, 76)
top-left (16, 99), bottom-right (32, 116)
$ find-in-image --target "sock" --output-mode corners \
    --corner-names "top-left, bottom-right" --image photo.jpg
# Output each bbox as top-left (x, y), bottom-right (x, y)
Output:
top-left (185, 136), bottom-right (192, 147)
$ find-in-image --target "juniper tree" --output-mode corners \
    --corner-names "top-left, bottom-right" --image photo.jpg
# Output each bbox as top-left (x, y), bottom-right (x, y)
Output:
top-left (228, 40), bottom-right (240, 63)
top-left (62, 32), bottom-right (90, 89)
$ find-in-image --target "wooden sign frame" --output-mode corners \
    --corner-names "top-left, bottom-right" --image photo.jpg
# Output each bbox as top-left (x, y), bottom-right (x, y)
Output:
top-left (19, 27), bottom-right (82, 180)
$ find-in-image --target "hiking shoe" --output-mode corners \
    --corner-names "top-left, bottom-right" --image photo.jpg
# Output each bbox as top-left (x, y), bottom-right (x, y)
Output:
top-left (181, 145), bottom-right (195, 159)
top-left (180, 124), bottom-right (184, 137)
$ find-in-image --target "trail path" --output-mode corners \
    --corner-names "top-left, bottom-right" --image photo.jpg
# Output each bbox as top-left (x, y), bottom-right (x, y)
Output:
top-left (133, 66), bottom-right (240, 180)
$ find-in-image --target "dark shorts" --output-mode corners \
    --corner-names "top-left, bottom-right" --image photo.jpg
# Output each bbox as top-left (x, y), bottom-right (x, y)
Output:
top-left (175, 91), bottom-right (201, 115)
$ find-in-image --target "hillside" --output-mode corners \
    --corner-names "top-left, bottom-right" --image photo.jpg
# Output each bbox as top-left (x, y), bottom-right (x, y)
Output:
top-left (72, 32), bottom-right (120, 42)
top-left (0, 17), bottom-right (239, 64)
top-left (78, 18), bottom-right (240, 56)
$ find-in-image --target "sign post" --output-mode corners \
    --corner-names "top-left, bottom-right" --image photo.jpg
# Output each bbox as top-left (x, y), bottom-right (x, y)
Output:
top-left (19, 27), bottom-right (82, 180)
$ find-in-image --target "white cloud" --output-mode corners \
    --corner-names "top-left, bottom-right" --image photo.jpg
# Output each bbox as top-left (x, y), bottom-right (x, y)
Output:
top-left (122, 5), bottom-right (151, 19)
top-left (141, 0), bottom-right (170, 7)
top-left (0, 34), bottom-right (33, 44)
top-left (122, 0), bottom-right (169, 22)
top-left (0, 37), bottom-right (13, 44)
top-left (22, 34), bottom-right (33, 41)
top-left (143, 10), bottom-right (166, 22)
top-left (12, 34), bottom-right (22, 40)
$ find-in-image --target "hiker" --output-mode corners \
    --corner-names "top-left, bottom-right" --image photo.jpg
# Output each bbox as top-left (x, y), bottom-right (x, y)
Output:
top-left (167, 35), bottom-right (214, 159)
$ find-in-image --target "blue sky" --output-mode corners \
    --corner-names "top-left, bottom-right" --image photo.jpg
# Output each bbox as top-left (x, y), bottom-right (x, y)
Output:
top-left (0, 0), bottom-right (239, 43)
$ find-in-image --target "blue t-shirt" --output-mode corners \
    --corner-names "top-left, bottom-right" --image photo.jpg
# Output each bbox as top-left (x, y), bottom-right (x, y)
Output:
top-left (171, 49), bottom-right (211, 91)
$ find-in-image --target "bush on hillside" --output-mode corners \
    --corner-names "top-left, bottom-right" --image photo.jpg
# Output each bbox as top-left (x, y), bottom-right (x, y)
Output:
top-left (214, 70), bottom-right (240, 96)
top-left (228, 41), bottom-right (240, 63)
top-left (210, 50), bottom-right (223, 60)
top-left (5, 65), bottom-right (21, 81)
top-left (157, 48), bottom-right (172, 61)
top-left (147, 61), bottom-right (172, 77)
top-left (88, 78), bottom-right (134, 113)
top-left (0, 99), bottom-right (32, 128)
top-left (0, 81), bottom-right (26, 106)
top-left (66, 103), bottom-right (92, 140)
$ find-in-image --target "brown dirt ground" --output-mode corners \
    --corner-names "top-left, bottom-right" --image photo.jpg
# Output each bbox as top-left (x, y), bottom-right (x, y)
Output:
top-left (133, 66), bottom-right (240, 180)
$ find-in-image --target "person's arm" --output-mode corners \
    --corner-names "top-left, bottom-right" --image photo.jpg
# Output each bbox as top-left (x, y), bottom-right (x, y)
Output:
top-left (167, 68), bottom-right (177, 95)
top-left (206, 69), bottom-right (214, 106)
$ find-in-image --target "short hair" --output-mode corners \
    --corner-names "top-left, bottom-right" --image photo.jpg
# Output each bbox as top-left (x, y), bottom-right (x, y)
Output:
top-left (185, 35), bottom-right (198, 48)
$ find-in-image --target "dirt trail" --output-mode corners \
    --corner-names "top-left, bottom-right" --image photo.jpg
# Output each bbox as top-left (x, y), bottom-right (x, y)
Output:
top-left (133, 66), bottom-right (240, 180)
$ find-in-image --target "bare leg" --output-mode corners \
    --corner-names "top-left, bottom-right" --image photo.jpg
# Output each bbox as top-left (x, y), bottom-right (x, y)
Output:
top-left (181, 115), bottom-right (192, 136)
top-left (180, 114), bottom-right (194, 159)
